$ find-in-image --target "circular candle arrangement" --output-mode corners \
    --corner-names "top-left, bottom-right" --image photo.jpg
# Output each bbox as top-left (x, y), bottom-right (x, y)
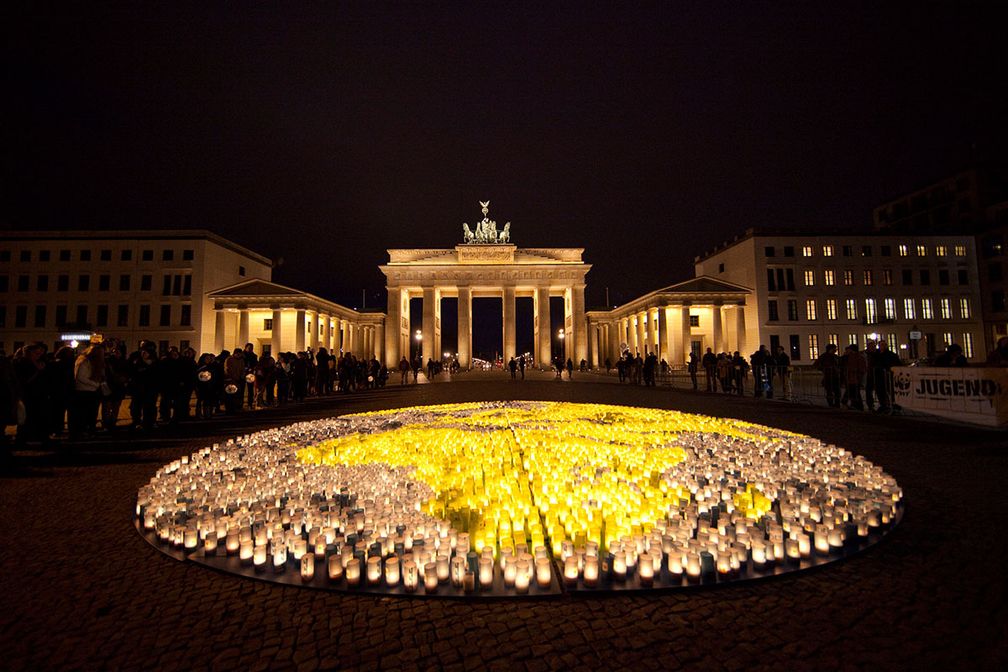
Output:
top-left (135, 401), bottom-right (902, 597)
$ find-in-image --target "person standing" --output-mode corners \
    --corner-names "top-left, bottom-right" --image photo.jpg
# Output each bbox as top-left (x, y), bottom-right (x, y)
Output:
top-left (399, 356), bottom-right (410, 384)
top-left (242, 343), bottom-right (258, 409)
top-left (814, 344), bottom-right (842, 408)
top-left (872, 340), bottom-right (901, 413)
top-left (15, 344), bottom-right (49, 444)
top-left (70, 345), bottom-right (105, 439)
top-left (842, 344), bottom-right (867, 411)
top-left (863, 340), bottom-right (878, 411)
top-left (508, 357), bottom-right (517, 380)
top-left (774, 345), bottom-right (791, 400)
top-left (750, 345), bottom-right (773, 398)
top-left (223, 348), bottom-right (246, 413)
top-left (519, 355), bottom-right (526, 380)
top-left (732, 351), bottom-right (748, 396)
top-left (566, 357), bottom-right (574, 379)
top-left (702, 347), bottom-right (717, 392)
top-left (687, 351), bottom-right (698, 391)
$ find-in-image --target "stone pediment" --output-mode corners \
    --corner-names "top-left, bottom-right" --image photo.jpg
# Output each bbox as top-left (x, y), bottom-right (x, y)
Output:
top-left (659, 277), bottom-right (751, 294)
top-left (207, 279), bottom-right (303, 297)
top-left (385, 247), bottom-right (585, 266)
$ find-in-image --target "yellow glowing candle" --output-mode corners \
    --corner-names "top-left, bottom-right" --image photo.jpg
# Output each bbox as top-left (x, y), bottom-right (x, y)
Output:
top-left (515, 558), bottom-right (530, 594)
top-left (239, 540), bottom-right (254, 564)
top-left (436, 554), bottom-right (450, 583)
top-left (686, 553), bottom-right (701, 581)
top-left (253, 545), bottom-right (267, 571)
top-left (583, 556), bottom-right (600, 588)
top-left (563, 556), bottom-right (579, 586)
top-left (424, 565), bottom-right (439, 593)
top-left (613, 551), bottom-right (627, 580)
top-left (204, 532), bottom-right (218, 554)
top-left (479, 556), bottom-right (494, 589)
top-left (226, 532), bottom-right (240, 555)
top-left (535, 557), bottom-right (552, 588)
top-left (797, 533), bottom-right (811, 558)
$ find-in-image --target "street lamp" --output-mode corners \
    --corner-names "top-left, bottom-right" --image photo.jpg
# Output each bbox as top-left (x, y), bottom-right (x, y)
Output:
top-left (558, 328), bottom-right (565, 362)
top-left (414, 330), bottom-right (422, 360)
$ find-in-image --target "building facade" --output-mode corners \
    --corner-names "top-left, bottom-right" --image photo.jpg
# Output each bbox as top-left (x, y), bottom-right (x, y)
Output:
top-left (692, 230), bottom-right (984, 363)
top-left (0, 230), bottom-right (274, 354)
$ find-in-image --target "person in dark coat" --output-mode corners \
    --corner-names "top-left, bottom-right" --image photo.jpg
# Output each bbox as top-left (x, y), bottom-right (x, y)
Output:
top-left (195, 353), bottom-right (218, 419)
top-left (14, 344), bottom-right (49, 444)
top-left (702, 347), bottom-right (717, 392)
top-left (127, 341), bottom-right (158, 430)
top-left (46, 346), bottom-right (76, 436)
top-left (749, 345), bottom-right (773, 398)
top-left (814, 344), bottom-right (841, 408)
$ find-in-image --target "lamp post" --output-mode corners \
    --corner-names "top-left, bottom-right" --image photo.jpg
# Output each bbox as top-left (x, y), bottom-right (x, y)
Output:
top-left (558, 329), bottom-right (566, 363)
top-left (414, 330), bottom-right (422, 361)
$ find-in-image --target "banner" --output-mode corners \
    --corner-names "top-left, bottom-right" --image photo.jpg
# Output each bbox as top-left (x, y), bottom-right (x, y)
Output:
top-left (892, 366), bottom-right (1008, 428)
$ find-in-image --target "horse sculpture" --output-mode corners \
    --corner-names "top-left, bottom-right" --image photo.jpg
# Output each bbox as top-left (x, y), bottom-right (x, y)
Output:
top-left (462, 223), bottom-right (475, 243)
top-left (499, 222), bottom-right (510, 243)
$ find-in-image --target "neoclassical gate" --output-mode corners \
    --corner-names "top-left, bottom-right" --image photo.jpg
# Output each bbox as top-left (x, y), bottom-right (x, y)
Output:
top-left (380, 203), bottom-right (591, 369)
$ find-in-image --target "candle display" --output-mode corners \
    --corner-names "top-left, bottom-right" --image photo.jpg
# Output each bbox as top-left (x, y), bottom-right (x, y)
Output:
top-left (135, 401), bottom-right (902, 597)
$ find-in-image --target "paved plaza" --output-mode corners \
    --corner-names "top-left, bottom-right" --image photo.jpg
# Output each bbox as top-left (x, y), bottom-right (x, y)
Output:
top-left (1, 374), bottom-right (1005, 671)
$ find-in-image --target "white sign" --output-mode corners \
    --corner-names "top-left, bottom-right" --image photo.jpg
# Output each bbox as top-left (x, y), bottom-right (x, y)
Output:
top-left (892, 366), bottom-right (1008, 427)
top-left (909, 331), bottom-right (922, 340)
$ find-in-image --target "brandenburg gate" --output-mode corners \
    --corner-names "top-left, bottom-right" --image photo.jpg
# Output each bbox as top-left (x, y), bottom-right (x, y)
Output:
top-left (380, 202), bottom-right (591, 370)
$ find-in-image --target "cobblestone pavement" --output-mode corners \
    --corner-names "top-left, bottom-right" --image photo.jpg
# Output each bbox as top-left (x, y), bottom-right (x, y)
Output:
top-left (1, 376), bottom-right (1005, 671)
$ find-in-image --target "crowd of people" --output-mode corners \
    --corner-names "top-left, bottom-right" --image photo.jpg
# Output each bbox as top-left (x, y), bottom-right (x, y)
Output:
top-left (0, 338), bottom-right (390, 445)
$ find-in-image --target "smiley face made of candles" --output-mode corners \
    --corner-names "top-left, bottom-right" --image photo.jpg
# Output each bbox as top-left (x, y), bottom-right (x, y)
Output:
top-left (136, 402), bottom-right (902, 596)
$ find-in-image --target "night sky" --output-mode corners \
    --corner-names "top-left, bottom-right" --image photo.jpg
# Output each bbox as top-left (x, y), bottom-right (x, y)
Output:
top-left (4, 3), bottom-right (1005, 339)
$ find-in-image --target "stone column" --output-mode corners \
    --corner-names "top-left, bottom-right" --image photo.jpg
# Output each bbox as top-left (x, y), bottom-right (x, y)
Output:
top-left (310, 311), bottom-right (320, 350)
top-left (536, 286), bottom-right (551, 368)
top-left (213, 310), bottom-right (226, 353)
top-left (712, 303), bottom-right (724, 353)
top-left (735, 304), bottom-right (747, 355)
top-left (663, 306), bottom-right (676, 365)
top-left (271, 309), bottom-right (282, 357)
top-left (457, 286), bottom-right (472, 369)
top-left (681, 304), bottom-right (692, 363)
top-left (385, 288), bottom-right (400, 368)
top-left (375, 323), bottom-right (385, 362)
top-left (635, 313), bottom-right (646, 356)
top-left (238, 309), bottom-right (250, 347)
top-left (422, 286), bottom-right (436, 363)
top-left (295, 309), bottom-right (306, 351)
top-left (589, 322), bottom-right (599, 368)
top-left (571, 284), bottom-right (587, 365)
top-left (356, 324), bottom-right (365, 358)
top-left (649, 308), bottom-right (660, 357)
top-left (503, 286), bottom-right (516, 361)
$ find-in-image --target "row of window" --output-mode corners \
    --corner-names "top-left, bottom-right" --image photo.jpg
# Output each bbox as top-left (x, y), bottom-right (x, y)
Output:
top-left (0, 248), bottom-right (195, 263)
top-left (769, 297), bottom-right (972, 323)
top-left (0, 304), bottom-right (192, 329)
top-left (800, 331), bottom-right (975, 360)
top-left (768, 267), bottom-right (969, 291)
top-left (0, 273), bottom-right (192, 295)
top-left (766, 244), bottom-right (968, 258)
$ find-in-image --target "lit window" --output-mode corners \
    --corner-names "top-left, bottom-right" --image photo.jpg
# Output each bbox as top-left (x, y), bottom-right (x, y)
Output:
top-left (805, 299), bottom-right (817, 320)
top-left (883, 269), bottom-right (893, 285)
top-left (921, 298), bottom-right (933, 319)
top-left (887, 333), bottom-right (898, 350)
top-left (802, 246), bottom-right (814, 257)
top-left (916, 244), bottom-right (927, 256)
top-left (962, 333), bottom-right (974, 358)
top-left (903, 298), bottom-right (916, 320)
top-left (264, 318), bottom-right (273, 331)
top-left (884, 298), bottom-right (896, 320)
top-left (898, 244), bottom-right (908, 257)
top-left (824, 269), bottom-right (835, 286)
top-left (843, 270), bottom-right (854, 286)
top-left (863, 269), bottom-right (873, 285)
top-left (936, 245), bottom-right (947, 257)
top-left (848, 334), bottom-right (858, 346)
top-left (959, 297), bottom-right (971, 319)
top-left (939, 298), bottom-right (951, 320)
top-left (804, 270), bottom-right (815, 286)
top-left (822, 245), bottom-right (834, 257)
top-left (827, 333), bottom-right (839, 347)
top-left (865, 298), bottom-right (877, 324)
top-left (825, 298), bottom-right (837, 320)
top-left (943, 332), bottom-right (954, 347)
top-left (808, 334), bottom-right (820, 360)
top-left (845, 299), bottom-right (857, 320)
top-left (954, 244), bottom-right (967, 256)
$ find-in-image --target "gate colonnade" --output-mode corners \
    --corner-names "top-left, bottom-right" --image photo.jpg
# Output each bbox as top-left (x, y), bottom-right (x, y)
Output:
top-left (586, 277), bottom-right (751, 367)
top-left (380, 245), bottom-right (591, 369)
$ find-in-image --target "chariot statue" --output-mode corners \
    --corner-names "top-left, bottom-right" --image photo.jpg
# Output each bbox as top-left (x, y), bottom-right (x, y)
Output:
top-left (462, 200), bottom-right (513, 244)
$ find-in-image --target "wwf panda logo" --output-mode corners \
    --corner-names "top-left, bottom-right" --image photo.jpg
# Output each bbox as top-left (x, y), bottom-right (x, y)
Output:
top-left (893, 372), bottom-right (912, 393)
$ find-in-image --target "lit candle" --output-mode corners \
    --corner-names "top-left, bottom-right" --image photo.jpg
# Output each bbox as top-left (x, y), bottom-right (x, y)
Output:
top-left (515, 558), bottom-right (530, 594)
top-left (273, 546), bottom-right (287, 574)
top-left (479, 556), bottom-right (494, 589)
top-left (583, 556), bottom-right (599, 588)
top-left (403, 559), bottom-right (418, 593)
top-left (328, 554), bottom-right (344, 581)
top-left (685, 553), bottom-right (701, 582)
top-left (436, 553), bottom-right (450, 583)
top-left (226, 532), bottom-right (240, 555)
top-left (345, 558), bottom-right (361, 587)
top-left (797, 533), bottom-right (811, 558)
top-left (451, 556), bottom-right (467, 588)
top-left (638, 552), bottom-right (654, 586)
top-left (366, 556), bottom-right (382, 585)
top-left (463, 570), bottom-right (475, 593)
top-left (785, 538), bottom-right (800, 563)
top-left (385, 557), bottom-right (400, 586)
top-left (239, 540), bottom-right (254, 565)
top-left (254, 545), bottom-right (267, 572)
top-left (204, 532), bottom-right (218, 554)
top-left (424, 564), bottom-right (439, 593)
top-left (813, 529), bottom-right (830, 556)
top-left (828, 528), bottom-right (844, 551)
top-left (752, 542), bottom-right (767, 570)
top-left (503, 559), bottom-right (517, 587)
top-left (536, 557), bottom-right (552, 589)
top-left (184, 529), bottom-right (198, 550)
top-left (563, 556), bottom-right (579, 586)
top-left (301, 554), bottom-right (315, 582)
top-left (613, 551), bottom-right (627, 581)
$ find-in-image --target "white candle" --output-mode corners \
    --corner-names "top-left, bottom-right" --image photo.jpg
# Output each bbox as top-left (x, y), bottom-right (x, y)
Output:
top-left (515, 558), bottom-right (530, 594)
top-left (385, 558), bottom-right (400, 586)
top-left (300, 554), bottom-right (315, 582)
top-left (366, 556), bottom-right (382, 585)
top-left (239, 540), bottom-right (254, 564)
top-left (583, 556), bottom-right (600, 587)
top-left (345, 558), bottom-right (361, 587)
top-left (479, 556), bottom-right (494, 589)
top-left (563, 556), bottom-right (579, 586)
top-left (253, 545), bottom-right (267, 571)
top-left (403, 559), bottom-right (418, 593)
top-left (639, 552), bottom-right (654, 586)
top-left (424, 565), bottom-right (439, 593)
top-left (613, 551), bottom-right (627, 580)
top-left (327, 554), bottom-right (343, 581)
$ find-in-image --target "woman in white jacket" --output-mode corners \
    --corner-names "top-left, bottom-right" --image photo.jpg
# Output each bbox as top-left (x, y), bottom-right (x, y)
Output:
top-left (70, 345), bottom-right (106, 439)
